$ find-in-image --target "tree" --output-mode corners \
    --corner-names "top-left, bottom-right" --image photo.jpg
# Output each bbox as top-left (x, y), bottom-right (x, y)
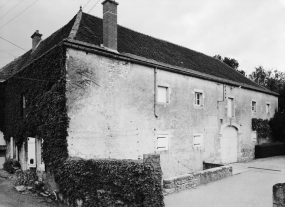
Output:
top-left (248, 66), bottom-right (268, 87)
top-left (213, 55), bottom-right (245, 76)
top-left (249, 66), bottom-right (285, 112)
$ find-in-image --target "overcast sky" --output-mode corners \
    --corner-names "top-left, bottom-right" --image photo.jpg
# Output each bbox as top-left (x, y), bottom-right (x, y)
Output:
top-left (0, 0), bottom-right (284, 75)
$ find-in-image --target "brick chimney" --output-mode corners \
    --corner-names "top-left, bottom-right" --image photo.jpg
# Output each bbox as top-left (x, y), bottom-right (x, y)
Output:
top-left (102, 0), bottom-right (118, 51)
top-left (31, 30), bottom-right (42, 52)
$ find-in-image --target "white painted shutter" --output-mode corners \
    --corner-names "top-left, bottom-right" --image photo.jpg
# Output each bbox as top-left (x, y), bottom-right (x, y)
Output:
top-left (10, 137), bottom-right (14, 158)
top-left (157, 86), bottom-right (167, 103)
top-left (27, 137), bottom-right (36, 168)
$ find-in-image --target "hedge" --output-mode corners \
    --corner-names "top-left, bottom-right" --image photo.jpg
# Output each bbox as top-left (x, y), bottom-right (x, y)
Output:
top-left (269, 111), bottom-right (285, 143)
top-left (56, 158), bottom-right (164, 207)
top-left (255, 142), bottom-right (285, 158)
top-left (252, 118), bottom-right (270, 139)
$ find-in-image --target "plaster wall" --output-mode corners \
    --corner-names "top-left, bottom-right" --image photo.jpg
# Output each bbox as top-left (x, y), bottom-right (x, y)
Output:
top-left (0, 132), bottom-right (5, 169)
top-left (0, 132), bottom-right (5, 145)
top-left (65, 48), bottom-right (278, 178)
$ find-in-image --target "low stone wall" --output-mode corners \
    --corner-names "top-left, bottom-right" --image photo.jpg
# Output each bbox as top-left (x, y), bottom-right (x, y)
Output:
top-left (273, 183), bottom-right (285, 207)
top-left (163, 165), bottom-right (232, 195)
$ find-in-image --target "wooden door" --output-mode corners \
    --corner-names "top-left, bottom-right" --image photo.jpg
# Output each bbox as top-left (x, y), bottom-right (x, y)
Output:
top-left (221, 127), bottom-right (238, 164)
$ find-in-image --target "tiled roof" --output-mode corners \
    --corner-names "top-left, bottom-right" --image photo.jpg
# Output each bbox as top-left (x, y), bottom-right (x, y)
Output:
top-left (0, 11), bottom-right (274, 95)
top-left (0, 15), bottom-right (76, 80)
top-left (74, 13), bottom-right (267, 91)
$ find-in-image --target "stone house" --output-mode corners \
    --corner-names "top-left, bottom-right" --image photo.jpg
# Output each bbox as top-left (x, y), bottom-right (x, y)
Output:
top-left (0, 0), bottom-right (278, 178)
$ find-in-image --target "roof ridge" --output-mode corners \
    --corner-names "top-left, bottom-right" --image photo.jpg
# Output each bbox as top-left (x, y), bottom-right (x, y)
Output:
top-left (69, 10), bottom-right (83, 40)
top-left (82, 12), bottom-right (205, 56)
top-left (81, 13), bottom-right (256, 84)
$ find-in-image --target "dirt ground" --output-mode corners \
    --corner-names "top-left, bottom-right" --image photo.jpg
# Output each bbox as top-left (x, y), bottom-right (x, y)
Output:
top-left (0, 170), bottom-right (67, 207)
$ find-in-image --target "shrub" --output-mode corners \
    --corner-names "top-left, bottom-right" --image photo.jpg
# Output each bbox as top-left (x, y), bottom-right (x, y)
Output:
top-left (252, 118), bottom-right (270, 139)
top-left (255, 142), bottom-right (285, 158)
top-left (56, 158), bottom-right (164, 207)
top-left (269, 111), bottom-right (285, 143)
top-left (15, 169), bottom-right (38, 186)
top-left (3, 158), bottom-right (21, 174)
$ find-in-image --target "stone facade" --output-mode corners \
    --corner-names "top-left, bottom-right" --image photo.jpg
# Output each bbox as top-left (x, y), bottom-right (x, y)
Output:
top-left (65, 48), bottom-right (278, 179)
top-left (65, 47), bottom-right (278, 179)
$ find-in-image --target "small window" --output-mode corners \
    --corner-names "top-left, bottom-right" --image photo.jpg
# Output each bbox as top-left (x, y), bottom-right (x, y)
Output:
top-left (266, 103), bottom-right (270, 114)
top-left (195, 92), bottom-right (203, 106)
top-left (193, 134), bottom-right (204, 148)
top-left (227, 97), bottom-right (235, 117)
top-left (252, 101), bottom-right (257, 113)
top-left (157, 86), bottom-right (169, 103)
top-left (157, 133), bottom-right (169, 151)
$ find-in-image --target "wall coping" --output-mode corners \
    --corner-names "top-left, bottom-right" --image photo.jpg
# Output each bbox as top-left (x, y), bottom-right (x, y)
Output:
top-left (163, 165), bottom-right (232, 195)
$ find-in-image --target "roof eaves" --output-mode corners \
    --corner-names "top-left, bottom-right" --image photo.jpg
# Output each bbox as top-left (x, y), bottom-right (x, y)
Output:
top-left (63, 39), bottom-right (278, 97)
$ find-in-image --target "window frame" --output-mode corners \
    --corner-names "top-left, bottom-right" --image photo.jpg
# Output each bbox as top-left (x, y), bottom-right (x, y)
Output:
top-left (251, 100), bottom-right (257, 113)
top-left (266, 102), bottom-right (271, 114)
top-left (227, 96), bottom-right (235, 118)
top-left (156, 85), bottom-right (170, 104)
top-left (193, 89), bottom-right (205, 109)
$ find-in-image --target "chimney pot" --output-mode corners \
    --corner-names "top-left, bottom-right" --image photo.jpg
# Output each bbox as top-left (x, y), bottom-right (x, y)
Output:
top-left (102, 0), bottom-right (118, 51)
top-left (31, 30), bottom-right (42, 52)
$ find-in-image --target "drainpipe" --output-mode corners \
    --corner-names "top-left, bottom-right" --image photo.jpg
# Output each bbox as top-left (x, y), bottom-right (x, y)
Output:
top-left (154, 67), bottom-right (158, 118)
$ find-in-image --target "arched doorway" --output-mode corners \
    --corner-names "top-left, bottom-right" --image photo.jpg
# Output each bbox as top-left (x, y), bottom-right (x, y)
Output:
top-left (221, 126), bottom-right (238, 164)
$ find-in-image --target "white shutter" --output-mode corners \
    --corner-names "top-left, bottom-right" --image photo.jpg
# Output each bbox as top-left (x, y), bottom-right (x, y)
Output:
top-left (10, 137), bottom-right (14, 158)
top-left (27, 137), bottom-right (36, 168)
top-left (157, 86), bottom-right (167, 103)
top-left (193, 134), bottom-right (204, 148)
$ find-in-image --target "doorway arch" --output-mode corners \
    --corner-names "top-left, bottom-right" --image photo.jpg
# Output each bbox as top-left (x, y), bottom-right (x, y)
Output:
top-left (220, 126), bottom-right (238, 164)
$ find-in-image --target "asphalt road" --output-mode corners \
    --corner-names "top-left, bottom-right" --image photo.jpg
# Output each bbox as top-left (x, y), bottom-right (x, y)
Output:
top-left (165, 156), bottom-right (285, 207)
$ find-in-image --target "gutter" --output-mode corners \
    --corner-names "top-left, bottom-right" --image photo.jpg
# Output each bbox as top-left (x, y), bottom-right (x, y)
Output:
top-left (63, 40), bottom-right (279, 97)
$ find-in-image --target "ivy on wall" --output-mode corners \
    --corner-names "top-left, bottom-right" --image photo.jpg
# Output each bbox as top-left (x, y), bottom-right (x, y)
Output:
top-left (0, 83), bottom-right (5, 133)
top-left (4, 45), bottom-right (69, 171)
top-left (252, 118), bottom-right (270, 139)
top-left (57, 158), bottom-right (164, 207)
top-left (3, 44), bottom-right (164, 206)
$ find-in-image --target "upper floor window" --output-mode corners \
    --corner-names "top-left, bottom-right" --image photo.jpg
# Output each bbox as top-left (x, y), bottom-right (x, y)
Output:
top-left (252, 101), bottom-right (257, 113)
top-left (227, 97), bottom-right (235, 117)
top-left (195, 92), bottom-right (203, 106)
top-left (266, 103), bottom-right (270, 114)
top-left (193, 89), bottom-right (204, 108)
top-left (157, 85), bottom-right (170, 104)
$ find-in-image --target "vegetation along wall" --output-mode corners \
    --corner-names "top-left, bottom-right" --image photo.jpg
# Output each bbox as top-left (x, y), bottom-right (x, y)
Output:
top-left (3, 44), bottom-right (164, 206)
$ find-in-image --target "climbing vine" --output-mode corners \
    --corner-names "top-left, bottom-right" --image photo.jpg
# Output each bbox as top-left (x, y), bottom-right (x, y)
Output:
top-left (252, 118), bottom-right (270, 139)
top-left (3, 44), bottom-right (164, 206)
top-left (4, 45), bottom-right (69, 171)
top-left (57, 158), bottom-right (164, 207)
